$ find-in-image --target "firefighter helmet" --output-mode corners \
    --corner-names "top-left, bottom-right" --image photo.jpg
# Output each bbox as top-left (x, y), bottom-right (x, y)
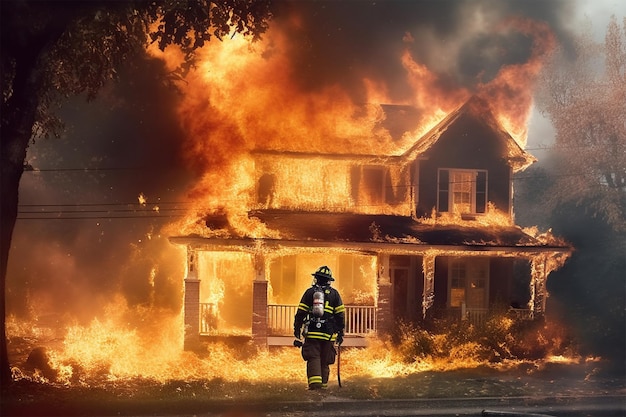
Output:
top-left (312, 265), bottom-right (334, 282)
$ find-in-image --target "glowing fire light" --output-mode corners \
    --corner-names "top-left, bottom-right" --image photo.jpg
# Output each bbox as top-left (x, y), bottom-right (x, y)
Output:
top-left (8, 306), bottom-right (583, 387)
top-left (8, 9), bottom-right (572, 390)
top-left (146, 15), bottom-right (556, 239)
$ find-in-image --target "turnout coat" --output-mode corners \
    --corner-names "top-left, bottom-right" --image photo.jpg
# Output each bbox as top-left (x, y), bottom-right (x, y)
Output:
top-left (294, 284), bottom-right (345, 341)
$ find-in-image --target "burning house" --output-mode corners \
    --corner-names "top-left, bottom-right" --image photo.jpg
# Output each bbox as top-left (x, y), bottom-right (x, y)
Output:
top-left (169, 95), bottom-right (571, 349)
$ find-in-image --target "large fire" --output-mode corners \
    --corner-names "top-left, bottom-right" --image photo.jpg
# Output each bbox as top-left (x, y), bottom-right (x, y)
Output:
top-left (8, 300), bottom-right (579, 387)
top-left (7, 8), bottom-right (574, 391)
top-left (148, 15), bottom-right (555, 237)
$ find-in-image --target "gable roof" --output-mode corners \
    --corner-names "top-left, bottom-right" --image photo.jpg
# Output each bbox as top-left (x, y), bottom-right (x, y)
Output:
top-left (252, 96), bottom-right (536, 172)
top-left (399, 95), bottom-right (536, 172)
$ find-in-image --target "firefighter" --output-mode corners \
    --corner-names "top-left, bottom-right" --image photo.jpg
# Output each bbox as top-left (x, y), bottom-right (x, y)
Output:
top-left (293, 265), bottom-right (345, 390)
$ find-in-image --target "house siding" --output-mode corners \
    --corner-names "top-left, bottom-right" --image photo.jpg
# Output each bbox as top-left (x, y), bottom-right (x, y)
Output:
top-left (489, 257), bottom-right (514, 308)
top-left (416, 114), bottom-right (513, 218)
top-left (376, 282), bottom-right (393, 335)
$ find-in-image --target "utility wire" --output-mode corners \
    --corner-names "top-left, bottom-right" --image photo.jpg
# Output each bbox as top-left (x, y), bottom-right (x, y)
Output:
top-left (20, 143), bottom-right (605, 173)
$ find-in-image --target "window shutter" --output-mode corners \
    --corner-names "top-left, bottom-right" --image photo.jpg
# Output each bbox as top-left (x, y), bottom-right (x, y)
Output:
top-left (438, 169), bottom-right (449, 212)
top-left (476, 171), bottom-right (487, 213)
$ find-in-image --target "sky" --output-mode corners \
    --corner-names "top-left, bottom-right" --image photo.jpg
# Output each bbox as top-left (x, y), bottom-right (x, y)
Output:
top-left (7, 0), bottom-right (626, 323)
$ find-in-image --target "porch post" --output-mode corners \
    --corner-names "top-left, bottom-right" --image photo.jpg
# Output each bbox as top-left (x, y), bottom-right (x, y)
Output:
top-left (252, 251), bottom-right (268, 349)
top-left (529, 254), bottom-right (550, 320)
top-left (422, 254), bottom-right (435, 320)
top-left (376, 253), bottom-right (392, 335)
top-left (183, 247), bottom-right (201, 350)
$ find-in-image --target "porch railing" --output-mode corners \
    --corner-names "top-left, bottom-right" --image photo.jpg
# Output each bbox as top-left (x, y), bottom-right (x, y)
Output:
top-left (201, 302), bottom-right (530, 335)
top-left (462, 306), bottom-right (489, 326)
top-left (268, 304), bottom-right (377, 336)
top-left (460, 305), bottom-right (532, 326)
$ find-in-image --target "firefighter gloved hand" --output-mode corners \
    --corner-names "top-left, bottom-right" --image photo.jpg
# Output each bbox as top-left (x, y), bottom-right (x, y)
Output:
top-left (336, 332), bottom-right (344, 346)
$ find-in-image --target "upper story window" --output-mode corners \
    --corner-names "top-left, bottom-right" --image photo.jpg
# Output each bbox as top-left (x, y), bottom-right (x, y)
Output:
top-left (361, 166), bottom-right (387, 205)
top-left (437, 169), bottom-right (487, 214)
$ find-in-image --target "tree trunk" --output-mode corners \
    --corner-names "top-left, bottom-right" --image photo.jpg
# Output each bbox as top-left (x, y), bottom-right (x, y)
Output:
top-left (0, 47), bottom-right (48, 390)
top-left (0, 139), bottom-right (27, 388)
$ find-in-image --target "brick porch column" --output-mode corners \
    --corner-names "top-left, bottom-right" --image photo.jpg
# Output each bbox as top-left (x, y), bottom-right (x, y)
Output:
top-left (376, 254), bottom-right (392, 335)
top-left (252, 252), bottom-right (268, 349)
top-left (183, 247), bottom-right (201, 350)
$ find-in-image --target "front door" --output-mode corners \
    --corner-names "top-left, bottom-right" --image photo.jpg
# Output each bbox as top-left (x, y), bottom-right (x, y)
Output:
top-left (390, 255), bottom-right (423, 322)
top-left (391, 266), bottom-right (409, 320)
top-left (448, 257), bottom-right (489, 310)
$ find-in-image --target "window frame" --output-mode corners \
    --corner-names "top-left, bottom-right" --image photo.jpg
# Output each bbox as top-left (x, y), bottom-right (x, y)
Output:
top-left (360, 165), bottom-right (389, 207)
top-left (447, 257), bottom-right (490, 309)
top-left (437, 168), bottom-right (488, 214)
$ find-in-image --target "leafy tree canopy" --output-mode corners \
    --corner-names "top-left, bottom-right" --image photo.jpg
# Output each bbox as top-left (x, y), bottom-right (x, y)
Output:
top-left (1, 0), bottom-right (272, 140)
top-left (535, 16), bottom-right (626, 231)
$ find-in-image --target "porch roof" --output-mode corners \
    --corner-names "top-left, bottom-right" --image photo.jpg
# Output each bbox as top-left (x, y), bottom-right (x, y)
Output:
top-left (170, 210), bottom-right (571, 253)
top-left (250, 210), bottom-right (563, 247)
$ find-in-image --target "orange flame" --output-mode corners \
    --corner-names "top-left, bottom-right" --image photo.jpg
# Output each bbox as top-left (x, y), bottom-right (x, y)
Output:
top-left (147, 15), bottom-right (556, 235)
top-left (477, 17), bottom-right (557, 146)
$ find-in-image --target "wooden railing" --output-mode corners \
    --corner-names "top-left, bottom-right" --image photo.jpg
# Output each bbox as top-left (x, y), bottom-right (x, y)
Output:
top-left (267, 304), bottom-right (297, 335)
top-left (462, 307), bottom-right (489, 326)
top-left (202, 302), bottom-right (531, 334)
top-left (267, 304), bottom-right (377, 336)
top-left (344, 305), bottom-right (377, 335)
top-left (460, 305), bottom-right (532, 326)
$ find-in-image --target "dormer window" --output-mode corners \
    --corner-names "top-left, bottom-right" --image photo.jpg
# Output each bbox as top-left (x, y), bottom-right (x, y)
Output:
top-left (437, 169), bottom-right (487, 214)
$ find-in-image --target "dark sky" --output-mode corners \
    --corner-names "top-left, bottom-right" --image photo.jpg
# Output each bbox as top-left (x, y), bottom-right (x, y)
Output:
top-left (5, 0), bottom-right (615, 322)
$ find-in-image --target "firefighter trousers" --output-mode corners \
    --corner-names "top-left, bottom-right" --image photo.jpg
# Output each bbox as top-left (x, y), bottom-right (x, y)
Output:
top-left (301, 338), bottom-right (336, 388)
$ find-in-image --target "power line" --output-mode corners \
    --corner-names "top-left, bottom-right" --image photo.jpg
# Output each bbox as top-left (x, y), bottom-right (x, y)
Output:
top-left (18, 202), bottom-right (192, 207)
top-left (22, 167), bottom-right (177, 172)
top-left (16, 215), bottom-right (184, 220)
top-left (20, 143), bottom-right (611, 173)
top-left (15, 171), bottom-right (606, 212)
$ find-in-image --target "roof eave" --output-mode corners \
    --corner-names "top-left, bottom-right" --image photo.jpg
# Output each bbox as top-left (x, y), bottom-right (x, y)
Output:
top-left (168, 236), bottom-right (571, 255)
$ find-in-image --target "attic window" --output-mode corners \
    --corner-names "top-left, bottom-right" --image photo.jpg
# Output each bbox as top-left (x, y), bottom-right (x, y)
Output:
top-left (437, 169), bottom-right (487, 215)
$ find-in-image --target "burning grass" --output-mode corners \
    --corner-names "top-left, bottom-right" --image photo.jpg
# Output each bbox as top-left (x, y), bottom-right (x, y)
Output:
top-left (7, 308), bottom-right (588, 388)
top-left (4, 308), bottom-right (623, 416)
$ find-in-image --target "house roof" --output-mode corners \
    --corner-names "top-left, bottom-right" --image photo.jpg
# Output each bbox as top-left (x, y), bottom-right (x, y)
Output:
top-left (170, 210), bottom-right (571, 254)
top-left (249, 210), bottom-right (566, 249)
top-left (251, 95), bottom-right (536, 172)
top-left (399, 95), bottom-right (536, 172)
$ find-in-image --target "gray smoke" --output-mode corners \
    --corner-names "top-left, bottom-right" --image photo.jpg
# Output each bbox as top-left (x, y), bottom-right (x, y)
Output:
top-left (272, 0), bottom-right (576, 101)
